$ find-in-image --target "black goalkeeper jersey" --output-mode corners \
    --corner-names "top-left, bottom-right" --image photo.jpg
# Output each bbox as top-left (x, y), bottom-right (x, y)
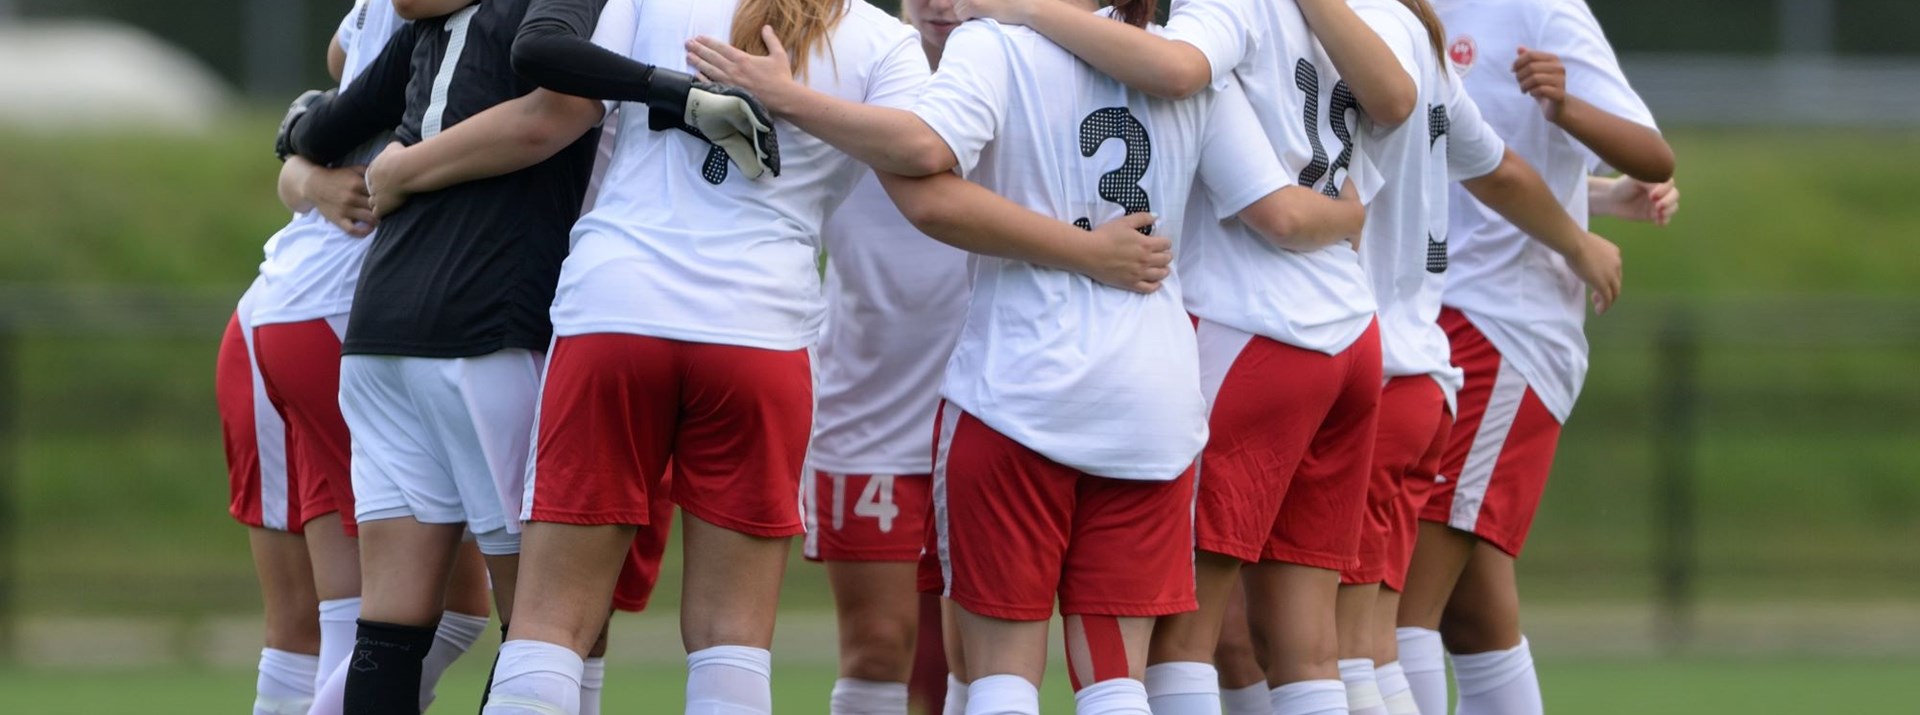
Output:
top-left (290, 0), bottom-right (600, 358)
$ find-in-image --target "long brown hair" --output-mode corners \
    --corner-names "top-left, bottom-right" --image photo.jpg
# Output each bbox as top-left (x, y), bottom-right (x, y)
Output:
top-left (1397, 0), bottom-right (1447, 66)
top-left (731, 0), bottom-right (848, 80)
top-left (1109, 0), bottom-right (1155, 28)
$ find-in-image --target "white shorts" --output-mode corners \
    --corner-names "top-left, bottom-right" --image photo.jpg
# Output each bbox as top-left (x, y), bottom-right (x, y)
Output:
top-left (339, 349), bottom-right (543, 555)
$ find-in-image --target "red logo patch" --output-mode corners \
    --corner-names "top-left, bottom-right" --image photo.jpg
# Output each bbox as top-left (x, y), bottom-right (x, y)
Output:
top-left (1448, 36), bottom-right (1477, 75)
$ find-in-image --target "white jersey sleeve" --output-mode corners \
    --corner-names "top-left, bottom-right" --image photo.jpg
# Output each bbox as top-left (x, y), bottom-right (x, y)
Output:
top-left (1442, 75), bottom-right (1505, 181)
top-left (1163, 0), bottom-right (1259, 87)
top-left (867, 32), bottom-right (934, 109)
top-left (1353, 0), bottom-right (1422, 80)
top-left (1539, 0), bottom-right (1657, 166)
top-left (912, 23), bottom-right (1012, 176)
top-left (1195, 78), bottom-right (1289, 219)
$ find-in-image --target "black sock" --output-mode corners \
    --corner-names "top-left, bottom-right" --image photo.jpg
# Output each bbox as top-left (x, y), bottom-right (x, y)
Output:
top-left (344, 619), bottom-right (436, 715)
top-left (476, 621), bottom-right (509, 713)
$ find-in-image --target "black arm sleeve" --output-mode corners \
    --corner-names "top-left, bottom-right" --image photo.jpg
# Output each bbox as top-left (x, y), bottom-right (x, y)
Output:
top-left (289, 24), bottom-right (422, 165)
top-left (512, 0), bottom-right (662, 102)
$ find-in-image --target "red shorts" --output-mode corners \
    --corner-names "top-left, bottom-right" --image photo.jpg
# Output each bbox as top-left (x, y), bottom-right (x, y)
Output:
top-left (1341, 376), bottom-right (1451, 591)
top-left (804, 471), bottom-right (932, 562)
top-left (253, 318), bottom-right (356, 536)
top-left (526, 334), bottom-right (811, 538)
top-left (612, 468), bottom-right (677, 613)
top-left (1194, 319), bottom-right (1381, 569)
top-left (1421, 309), bottom-right (1564, 557)
top-left (218, 312), bottom-right (299, 532)
top-left (920, 403), bottom-right (1197, 621)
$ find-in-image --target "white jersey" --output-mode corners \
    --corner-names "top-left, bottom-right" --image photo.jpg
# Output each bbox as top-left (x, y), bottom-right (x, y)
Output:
top-left (252, 0), bottom-right (404, 326)
top-left (1435, 0), bottom-right (1658, 421)
top-left (914, 18), bottom-right (1289, 481)
top-left (1351, 0), bottom-right (1504, 411)
top-left (553, 0), bottom-right (929, 350)
top-left (1165, 0), bottom-right (1377, 355)
top-left (810, 173), bottom-right (970, 475)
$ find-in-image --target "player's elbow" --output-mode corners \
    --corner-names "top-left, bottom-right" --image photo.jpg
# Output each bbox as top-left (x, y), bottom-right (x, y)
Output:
top-left (1621, 142), bottom-right (1676, 184)
top-left (1142, 57), bottom-right (1213, 100)
top-left (1365, 85), bottom-right (1418, 129)
top-left (888, 131), bottom-right (959, 178)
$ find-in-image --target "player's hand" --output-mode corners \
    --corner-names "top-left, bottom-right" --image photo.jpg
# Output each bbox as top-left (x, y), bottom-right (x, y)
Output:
top-left (303, 163), bottom-right (375, 236)
top-left (1512, 47), bottom-right (1567, 123)
top-left (1081, 212), bottom-right (1171, 294)
top-left (679, 28), bottom-right (792, 179)
top-left (956, 0), bottom-right (1040, 24)
top-left (1568, 232), bottom-right (1623, 315)
top-left (274, 89), bottom-right (333, 161)
top-left (1598, 176), bottom-right (1681, 227)
top-left (364, 141), bottom-right (413, 219)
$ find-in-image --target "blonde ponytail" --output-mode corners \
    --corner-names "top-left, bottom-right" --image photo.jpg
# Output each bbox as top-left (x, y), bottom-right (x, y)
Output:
top-left (731, 0), bottom-right (848, 81)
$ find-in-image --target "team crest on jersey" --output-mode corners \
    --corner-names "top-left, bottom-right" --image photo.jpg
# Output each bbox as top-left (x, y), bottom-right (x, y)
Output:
top-left (1448, 36), bottom-right (1477, 76)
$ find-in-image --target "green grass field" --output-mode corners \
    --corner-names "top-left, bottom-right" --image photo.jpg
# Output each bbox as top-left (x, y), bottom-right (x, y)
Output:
top-left (4, 657), bottom-right (1916, 714)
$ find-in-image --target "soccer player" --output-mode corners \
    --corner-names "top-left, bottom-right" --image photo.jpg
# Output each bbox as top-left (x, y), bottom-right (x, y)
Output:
top-left (1291, 3), bottom-right (1629, 715)
top-left (366, 2), bottom-right (1172, 714)
top-left (1396, 2), bottom-right (1676, 714)
top-left (691, 1), bottom-right (1368, 712)
top-left (945, 0), bottom-right (1387, 712)
top-left (801, 1), bottom-right (970, 711)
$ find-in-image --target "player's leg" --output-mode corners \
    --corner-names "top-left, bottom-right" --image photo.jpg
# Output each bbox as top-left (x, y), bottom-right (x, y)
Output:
top-left (1336, 583), bottom-right (1388, 715)
top-left (1440, 544), bottom-right (1537, 715)
top-left (909, 590), bottom-right (951, 714)
top-left (1213, 586), bottom-right (1271, 715)
top-left (486, 333), bottom-right (672, 715)
top-left (221, 308), bottom-right (323, 715)
top-left (808, 468), bottom-right (933, 714)
top-left (1064, 470), bottom-right (1198, 715)
top-left (1252, 324), bottom-right (1382, 715)
top-left (935, 406), bottom-right (1075, 714)
top-left (939, 600), bottom-right (969, 714)
top-left (1140, 552), bottom-right (1241, 715)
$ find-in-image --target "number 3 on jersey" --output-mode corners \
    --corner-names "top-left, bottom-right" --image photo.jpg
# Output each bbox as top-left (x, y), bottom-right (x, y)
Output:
top-left (1073, 107), bottom-right (1155, 234)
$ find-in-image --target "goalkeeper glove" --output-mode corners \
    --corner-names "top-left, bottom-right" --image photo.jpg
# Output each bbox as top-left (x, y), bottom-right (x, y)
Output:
top-left (646, 68), bottom-right (781, 180)
top-left (274, 89), bottom-right (333, 162)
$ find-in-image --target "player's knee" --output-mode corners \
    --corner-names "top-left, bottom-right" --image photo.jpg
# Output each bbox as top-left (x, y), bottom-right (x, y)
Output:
top-left (841, 616), bottom-right (918, 681)
top-left (263, 611), bottom-right (323, 654)
top-left (1437, 606), bottom-right (1519, 654)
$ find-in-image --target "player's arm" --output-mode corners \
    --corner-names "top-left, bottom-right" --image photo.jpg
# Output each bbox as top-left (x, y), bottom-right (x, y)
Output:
top-left (514, 0), bottom-right (779, 177)
top-left (878, 172), bottom-right (1170, 294)
top-left (1237, 184), bottom-right (1365, 252)
top-left (1461, 149), bottom-right (1622, 313)
top-left (363, 89), bottom-right (604, 216)
top-left (282, 24), bottom-right (422, 165)
top-left (1297, 0), bottom-right (1416, 126)
top-left (326, 32), bottom-right (346, 82)
top-left (1197, 77), bottom-right (1365, 251)
top-left (686, 28), bottom-right (956, 177)
top-left (1588, 174), bottom-right (1680, 226)
top-left (392, 0), bottom-right (477, 20)
top-left (278, 156), bottom-right (377, 236)
top-left (959, 0), bottom-right (1212, 99)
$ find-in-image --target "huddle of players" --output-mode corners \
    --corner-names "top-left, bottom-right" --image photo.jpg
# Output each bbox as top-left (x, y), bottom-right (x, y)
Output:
top-left (217, 0), bottom-right (1679, 714)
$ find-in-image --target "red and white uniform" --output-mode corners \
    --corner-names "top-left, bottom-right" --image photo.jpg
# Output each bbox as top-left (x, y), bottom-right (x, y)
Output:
top-left (237, 0), bottom-right (404, 536)
top-left (804, 172), bottom-right (969, 562)
top-left (1340, 0), bottom-right (1506, 589)
top-left (525, 0), bottom-right (930, 539)
top-left (1427, 0), bottom-right (1659, 555)
top-left (219, 281), bottom-right (295, 531)
top-left (1166, 0), bottom-right (1383, 570)
top-left (911, 15), bottom-right (1289, 619)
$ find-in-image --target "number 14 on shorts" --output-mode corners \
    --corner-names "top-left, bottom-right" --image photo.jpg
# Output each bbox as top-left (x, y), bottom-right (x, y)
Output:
top-left (805, 472), bottom-right (931, 562)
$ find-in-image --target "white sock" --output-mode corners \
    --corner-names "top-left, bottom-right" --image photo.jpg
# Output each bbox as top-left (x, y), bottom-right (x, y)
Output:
top-left (1397, 628), bottom-right (1448, 715)
top-left (943, 675), bottom-right (970, 715)
top-left (483, 640), bottom-right (585, 715)
top-left (686, 645), bottom-right (774, 715)
top-left (1218, 683), bottom-right (1269, 715)
top-left (1076, 678), bottom-right (1152, 715)
top-left (1450, 638), bottom-right (1541, 715)
top-left (1268, 680), bottom-right (1346, 715)
top-left (1144, 662), bottom-right (1219, 715)
top-left (419, 611), bottom-right (491, 710)
top-left (580, 657), bottom-right (606, 715)
top-left (252, 648), bottom-right (318, 715)
top-left (965, 674), bottom-right (1039, 715)
top-left (314, 597), bottom-right (361, 692)
top-left (830, 677), bottom-right (909, 715)
top-left (1338, 659), bottom-right (1390, 715)
top-left (1374, 661), bottom-right (1420, 715)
